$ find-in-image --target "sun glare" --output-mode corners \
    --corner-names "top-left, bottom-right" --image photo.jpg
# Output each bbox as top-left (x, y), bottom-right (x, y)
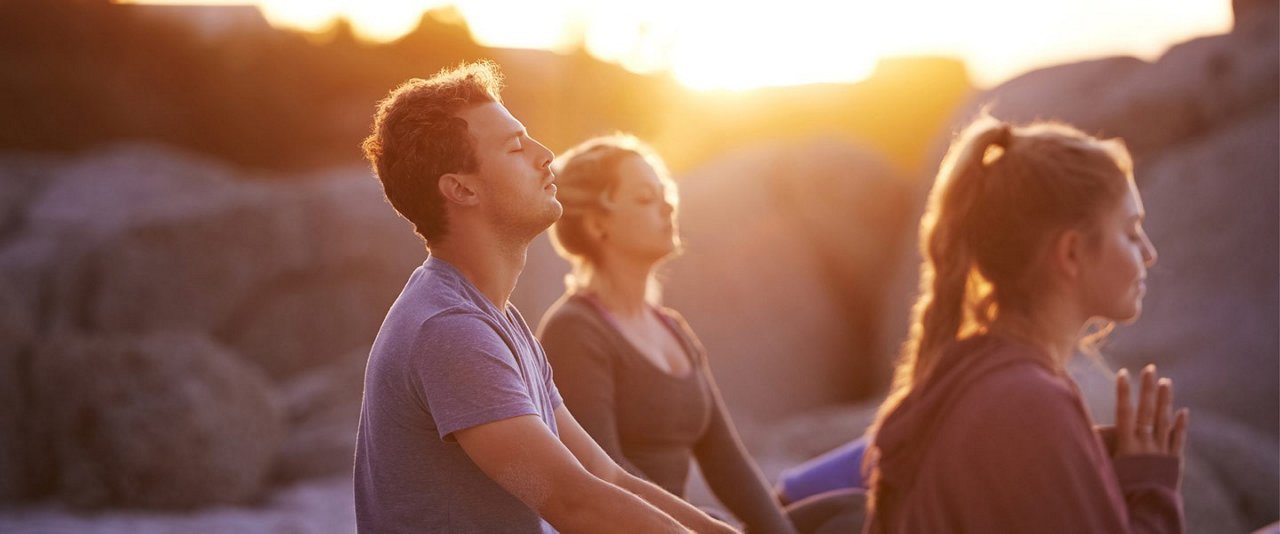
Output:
top-left (119, 0), bottom-right (1234, 90)
top-left (453, 0), bottom-right (582, 51)
top-left (665, 1), bottom-right (885, 90)
top-left (252, 0), bottom-right (445, 41)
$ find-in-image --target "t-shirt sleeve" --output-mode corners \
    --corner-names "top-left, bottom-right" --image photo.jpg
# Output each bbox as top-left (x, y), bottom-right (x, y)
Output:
top-left (412, 312), bottom-right (542, 441)
top-left (538, 343), bottom-right (563, 412)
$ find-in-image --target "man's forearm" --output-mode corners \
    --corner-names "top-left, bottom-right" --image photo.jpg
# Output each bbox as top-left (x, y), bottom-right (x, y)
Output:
top-left (615, 472), bottom-right (738, 534)
top-left (543, 476), bottom-right (689, 534)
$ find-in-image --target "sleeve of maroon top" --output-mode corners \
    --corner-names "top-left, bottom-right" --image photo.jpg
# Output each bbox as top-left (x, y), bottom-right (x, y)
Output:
top-left (1106, 426), bottom-right (1184, 534)
top-left (938, 366), bottom-right (1182, 534)
top-left (537, 308), bottom-right (648, 478)
top-left (1113, 455), bottom-right (1183, 533)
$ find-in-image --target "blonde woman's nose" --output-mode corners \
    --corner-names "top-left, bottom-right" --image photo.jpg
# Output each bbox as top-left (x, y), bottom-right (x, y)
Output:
top-left (1142, 234), bottom-right (1158, 267)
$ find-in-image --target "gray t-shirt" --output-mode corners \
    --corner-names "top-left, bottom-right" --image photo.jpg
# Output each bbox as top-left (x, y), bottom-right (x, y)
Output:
top-left (354, 257), bottom-right (563, 533)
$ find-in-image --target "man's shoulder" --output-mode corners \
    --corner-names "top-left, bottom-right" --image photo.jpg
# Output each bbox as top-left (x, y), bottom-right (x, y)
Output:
top-left (371, 301), bottom-right (509, 368)
top-left (401, 260), bottom-right (479, 310)
top-left (415, 308), bottom-right (508, 349)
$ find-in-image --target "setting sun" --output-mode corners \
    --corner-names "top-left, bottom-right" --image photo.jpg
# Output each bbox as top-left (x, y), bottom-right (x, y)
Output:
top-left (118, 0), bottom-right (1232, 90)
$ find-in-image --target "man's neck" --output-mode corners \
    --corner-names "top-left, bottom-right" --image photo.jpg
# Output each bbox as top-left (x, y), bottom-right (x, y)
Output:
top-left (430, 226), bottom-right (530, 310)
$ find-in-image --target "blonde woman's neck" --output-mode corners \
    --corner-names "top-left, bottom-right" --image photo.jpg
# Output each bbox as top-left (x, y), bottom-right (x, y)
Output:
top-left (581, 257), bottom-right (655, 319)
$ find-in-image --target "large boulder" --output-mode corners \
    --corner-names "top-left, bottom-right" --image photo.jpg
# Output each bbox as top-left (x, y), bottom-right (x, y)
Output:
top-left (1107, 106), bottom-right (1278, 433)
top-left (28, 331), bottom-right (282, 509)
top-left (0, 230), bottom-right (96, 502)
top-left (0, 153), bottom-right (57, 242)
top-left (1107, 106), bottom-right (1279, 530)
top-left (0, 273), bottom-right (35, 501)
top-left (9, 144), bottom-right (423, 379)
top-left (273, 345), bottom-right (369, 483)
top-left (663, 138), bottom-right (911, 421)
top-left (967, 10), bottom-right (1277, 162)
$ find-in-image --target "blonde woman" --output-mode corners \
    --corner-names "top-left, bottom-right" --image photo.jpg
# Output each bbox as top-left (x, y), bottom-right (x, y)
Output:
top-left (537, 135), bottom-right (798, 534)
top-left (864, 116), bottom-right (1187, 533)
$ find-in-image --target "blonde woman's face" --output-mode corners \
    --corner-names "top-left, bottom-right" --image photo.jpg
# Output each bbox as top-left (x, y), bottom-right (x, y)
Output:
top-left (1078, 181), bottom-right (1158, 323)
top-left (596, 155), bottom-right (680, 264)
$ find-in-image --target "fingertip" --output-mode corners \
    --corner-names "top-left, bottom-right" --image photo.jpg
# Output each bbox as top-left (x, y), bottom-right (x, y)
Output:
top-left (1174, 408), bottom-right (1189, 425)
top-left (1144, 363), bottom-right (1156, 374)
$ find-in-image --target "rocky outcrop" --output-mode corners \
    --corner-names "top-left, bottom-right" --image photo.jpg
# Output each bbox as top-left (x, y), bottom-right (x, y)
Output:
top-left (273, 346), bottom-right (369, 484)
top-left (0, 145), bottom-right (414, 507)
top-left (0, 272), bottom-right (35, 501)
top-left (1108, 105), bottom-right (1278, 434)
top-left (29, 331), bottom-right (282, 509)
top-left (667, 139), bottom-right (909, 421)
top-left (964, 9), bottom-right (1277, 163)
top-left (15, 146), bottom-right (422, 378)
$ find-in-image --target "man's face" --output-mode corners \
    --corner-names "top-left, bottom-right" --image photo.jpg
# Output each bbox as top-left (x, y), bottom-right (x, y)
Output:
top-left (457, 102), bottom-right (562, 237)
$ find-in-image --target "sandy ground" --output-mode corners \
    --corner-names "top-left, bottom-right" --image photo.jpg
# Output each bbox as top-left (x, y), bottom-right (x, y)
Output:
top-left (0, 475), bottom-right (355, 534)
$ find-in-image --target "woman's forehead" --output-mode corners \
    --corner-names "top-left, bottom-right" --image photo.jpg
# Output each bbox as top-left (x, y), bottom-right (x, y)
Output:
top-left (619, 155), bottom-right (675, 187)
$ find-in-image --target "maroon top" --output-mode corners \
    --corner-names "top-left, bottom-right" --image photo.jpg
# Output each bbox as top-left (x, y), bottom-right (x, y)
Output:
top-left (866, 334), bottom-right (1183, 534)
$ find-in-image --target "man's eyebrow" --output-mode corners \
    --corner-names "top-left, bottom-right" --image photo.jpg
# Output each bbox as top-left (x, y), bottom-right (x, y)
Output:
top-left (505, 128), bottom-right (526, 141)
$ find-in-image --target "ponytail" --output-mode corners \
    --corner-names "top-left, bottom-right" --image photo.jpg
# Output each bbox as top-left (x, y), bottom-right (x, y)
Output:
top-left (875, 116), bottom-right (1010, 423)
top-left (866, 116), bottom-right (1012, 514)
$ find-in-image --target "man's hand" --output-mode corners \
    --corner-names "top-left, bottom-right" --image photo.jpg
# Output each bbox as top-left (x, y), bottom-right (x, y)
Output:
top-left (1114, 365), bottom-right (1189, 458)
top-left (454, 414), bottom-right (689, 533)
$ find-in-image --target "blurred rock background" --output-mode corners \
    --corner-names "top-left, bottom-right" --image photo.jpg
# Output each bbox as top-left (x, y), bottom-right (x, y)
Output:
top-left (0, 0), bottom-right (1275, 532)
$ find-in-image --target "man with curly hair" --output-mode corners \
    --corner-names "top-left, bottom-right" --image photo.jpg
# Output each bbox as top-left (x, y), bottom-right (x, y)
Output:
top-left (353, 60), bottom-right (736, 534)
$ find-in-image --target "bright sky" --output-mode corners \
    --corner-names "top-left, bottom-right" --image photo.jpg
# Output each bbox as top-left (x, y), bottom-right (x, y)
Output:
top-left (122, 0), bottom-right (1234, 90)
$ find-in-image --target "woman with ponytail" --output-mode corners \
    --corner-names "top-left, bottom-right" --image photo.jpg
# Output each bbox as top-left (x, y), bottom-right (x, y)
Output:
top-left (863, 115), bottom-right (1186, 533)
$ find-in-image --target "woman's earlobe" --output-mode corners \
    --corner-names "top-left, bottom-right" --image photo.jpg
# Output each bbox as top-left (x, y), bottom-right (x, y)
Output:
top-left (1054, 229), bottom-right (1083, 280)
top-left (585, 212), bottom-right (607, 242)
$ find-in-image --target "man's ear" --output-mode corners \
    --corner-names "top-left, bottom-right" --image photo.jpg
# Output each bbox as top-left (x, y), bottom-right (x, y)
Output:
top-left (1051, 228), bottom-right (1084, 281)
top-left (439, 173), bottom-right (479, 206)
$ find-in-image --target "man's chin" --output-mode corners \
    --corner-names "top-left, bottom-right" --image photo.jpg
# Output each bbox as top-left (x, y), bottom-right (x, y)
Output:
top-left (546, 201), bottom-right (564, 224)
top-left (531, 203), bottom-right (563, 234)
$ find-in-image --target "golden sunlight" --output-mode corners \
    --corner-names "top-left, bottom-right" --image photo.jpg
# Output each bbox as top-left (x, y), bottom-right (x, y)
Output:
top-left (118, 0), bottom-right (1234, 90)
top-left (256, 0), bottom-right (443, 41)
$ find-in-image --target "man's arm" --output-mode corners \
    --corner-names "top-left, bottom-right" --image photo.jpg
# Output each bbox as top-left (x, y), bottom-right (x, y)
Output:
top-left (554, 405), bottom-right (740, 534)
top-left (454, 413), bottom-right (690, 533)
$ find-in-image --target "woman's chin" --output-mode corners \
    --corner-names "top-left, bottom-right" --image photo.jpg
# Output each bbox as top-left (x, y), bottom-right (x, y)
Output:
top-left (1113, 304), bottom-right (1144, 325)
